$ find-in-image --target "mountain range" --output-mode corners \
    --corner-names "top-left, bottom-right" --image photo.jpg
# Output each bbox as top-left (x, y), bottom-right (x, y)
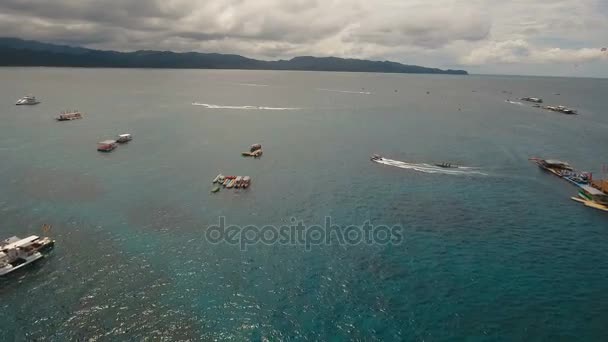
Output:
top-left (0, 37), bottom-right (468, 75)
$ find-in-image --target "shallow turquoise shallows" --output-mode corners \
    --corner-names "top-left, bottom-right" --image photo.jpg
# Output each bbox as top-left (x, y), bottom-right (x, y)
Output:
top-left (1, 68), bottom-right (608, 341)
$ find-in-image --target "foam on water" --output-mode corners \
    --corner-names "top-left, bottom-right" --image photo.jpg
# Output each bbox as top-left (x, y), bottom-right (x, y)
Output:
top-left (374, 158), bottom-right (488, 176)
top-left (192, 102), bottom-right (300, 110)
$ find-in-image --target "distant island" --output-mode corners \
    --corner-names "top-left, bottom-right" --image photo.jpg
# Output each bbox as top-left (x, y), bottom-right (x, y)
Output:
top-left (0, 37), bottom-right (468, 75)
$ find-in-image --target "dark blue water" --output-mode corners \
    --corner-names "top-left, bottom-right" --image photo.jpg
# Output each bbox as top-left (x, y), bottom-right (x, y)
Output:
top-left (1, 68), bottom-right (607, 340)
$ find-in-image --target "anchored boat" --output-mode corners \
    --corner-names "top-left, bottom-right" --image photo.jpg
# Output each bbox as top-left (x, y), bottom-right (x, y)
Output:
top-left (56, 110), bottom-right (83, 121)
top-left (116, 134), bottom-right (132, 143)
top-left (15, 95), bottom-right (40, 105)
top-left (97, 140), bottom-right (118, 152)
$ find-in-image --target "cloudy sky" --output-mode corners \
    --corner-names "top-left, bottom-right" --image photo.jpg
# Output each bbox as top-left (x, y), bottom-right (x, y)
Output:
top-left (1, 0), bottom-right (607, 76)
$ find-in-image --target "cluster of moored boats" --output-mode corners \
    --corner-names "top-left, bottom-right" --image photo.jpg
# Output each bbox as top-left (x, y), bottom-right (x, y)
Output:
top-left (16, 95), bottom-right (133, 152)
top-left (530, 158), bottom-right (608, 212)
top-left (1, 233), bottom-right (55, 276)
top-left (519, 96), bottom-right (578, 115)
top-left (212, 174), bottom-right (251, 192)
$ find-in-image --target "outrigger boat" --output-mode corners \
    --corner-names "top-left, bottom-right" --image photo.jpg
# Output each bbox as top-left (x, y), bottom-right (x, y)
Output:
top-left (521, 97), bottom-right (543, 103)
top-left (242, 176), bottom-right (251, 188)
top-left (530, 158), bottom-right (573, 177)
top-left (56, 110), bottom-right (82, 121)
top-left (1, 235), bottom-right (55, 276)
top-left (571, 185), bottom-right (608, 212)
top-left (212, 174), bottom-right (223, 183)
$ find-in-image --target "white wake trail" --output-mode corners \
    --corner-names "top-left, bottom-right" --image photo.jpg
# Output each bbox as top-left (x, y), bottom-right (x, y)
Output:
top-left (317, 88), bottom-right (372, 95)
top-left (374, 158), bottom-right (487, 176)
top-left (193, 102), bottom-right (300, 111)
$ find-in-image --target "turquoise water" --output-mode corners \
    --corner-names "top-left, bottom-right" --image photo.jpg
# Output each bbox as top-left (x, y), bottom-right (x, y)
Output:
top-left (1, 68), bottom-right (608, 340)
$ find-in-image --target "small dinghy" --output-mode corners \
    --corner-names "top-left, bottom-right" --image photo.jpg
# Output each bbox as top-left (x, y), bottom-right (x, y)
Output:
top-left (211, 186), bottom-right (220, 193)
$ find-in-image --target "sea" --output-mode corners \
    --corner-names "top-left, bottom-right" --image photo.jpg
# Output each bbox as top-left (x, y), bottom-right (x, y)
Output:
top-left (1, 68), bottom-right (607, 341)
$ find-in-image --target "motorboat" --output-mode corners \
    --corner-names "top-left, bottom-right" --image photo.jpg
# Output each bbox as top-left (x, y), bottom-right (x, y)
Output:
top-left (97, 140), bottom-right (118, 152)
top-left (521, 97), bottom-right (543, 103)
top-left (16, 95), bottom-right (40, 105)
top-left (370, 154), bottom-right (383, 162)
top-left (116, 134), bottom-right (132, 143)
top-left (435, 162), bottom-right (458, 168)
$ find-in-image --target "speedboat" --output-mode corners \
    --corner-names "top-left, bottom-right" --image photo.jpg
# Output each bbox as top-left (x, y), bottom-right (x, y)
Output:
top-left (370, 154), bottom-right (383, 162)
top-left (16, 95), bottom-right (40, 105)
top-left (435, 162), bottom-right (457, 168)
top-left (521, 97), bottom-right (543, 103)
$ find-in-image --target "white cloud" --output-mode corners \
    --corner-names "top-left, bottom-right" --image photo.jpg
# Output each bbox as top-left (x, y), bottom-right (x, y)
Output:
top-left (461, 39), bottom-right (608, 65)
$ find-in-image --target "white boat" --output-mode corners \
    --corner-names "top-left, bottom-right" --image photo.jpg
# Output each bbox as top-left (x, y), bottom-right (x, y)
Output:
top-left (0, 235), bottom-right (55, 276)
top-left (213, 174), bottom-right (223, 183)
top-left (234, 176), bottom-right (243, 188)
top-left (116, 134), bottom-right (132, 143)
top-left (16, 95), bottom-right (40, 105)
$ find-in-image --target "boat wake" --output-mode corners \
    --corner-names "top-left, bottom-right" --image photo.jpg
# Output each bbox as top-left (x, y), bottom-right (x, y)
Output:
top-left (192, 103), bottom-right (300, 110)
top-left (236, 83), bottom-right (269, 87)
top-left (374, 158), bottom-right (487, 176)
top-left (317, 88), bottom-right (372, 95)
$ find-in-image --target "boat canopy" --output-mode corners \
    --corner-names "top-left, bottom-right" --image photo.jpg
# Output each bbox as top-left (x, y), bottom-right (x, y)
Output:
top-left (98, 140), bottom-right (117, 145)
top-left (580, 185), bottom-right (606, 196)
top-left (1, 235), bottom-right (39, 250)
top-left (544, 159), bottom-right (570, 166)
